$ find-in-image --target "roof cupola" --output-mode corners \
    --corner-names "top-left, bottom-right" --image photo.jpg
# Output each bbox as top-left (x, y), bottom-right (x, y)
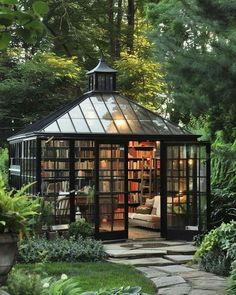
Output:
top-left (86, 58), bottom-right (117, 92)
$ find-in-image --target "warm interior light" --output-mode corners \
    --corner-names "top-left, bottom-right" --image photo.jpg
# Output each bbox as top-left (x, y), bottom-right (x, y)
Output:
top-left (115, 120), bottom-right (126, 127)
top-left (179, 160), bottom-right (183, 165)
top-left (188, 159), bottom-right (194, 165)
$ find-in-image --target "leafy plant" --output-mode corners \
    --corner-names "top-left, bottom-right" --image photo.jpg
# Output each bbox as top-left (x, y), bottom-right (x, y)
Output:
top-left (227, 261), bottom-right (236, 295)
top-left (42, 275), bottom-right (147, 295)
top-left (0, 178), bottom-right (39, 234)
top-left (18, 236), bottom-right (107, 263)
top-left (7, 268), bottom-right (43, 295)
top-left (31, 198), bottom-right (54, 233)
top-left (68, 219), bottom-right (93, 239)
top-left (0, 148), bottom-right (8, 187)
top-left (81, 286), bottom-right (147, 295)
top-left (42, 276), bottom-right (81, 295)
top-left (194, 221), bottom-right (236, 275)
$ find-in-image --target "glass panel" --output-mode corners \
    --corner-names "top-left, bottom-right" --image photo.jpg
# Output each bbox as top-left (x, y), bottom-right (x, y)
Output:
top-left (129, 102), bottom-right (149, 120)
top-left (115, 96), bottom-right (137, 120)
top-left (98, 144), bottom-right (126, 234)
top-left (101, 120), bottom-right (118, 133)
top-left (57, 118), bottom-right (75, 133)
top-left (114, 120), bottom-right (132, 133)
top-left (127, 120), bottom-right (145, 133)
top-left (44, 122), bottom-right (60, 132)
top-left (72, 118), bottom-right (90, 133)
top-left (90, 95), bottom-right (104, 104)
top-left (140, 120), bottom-right (158, 133)
top-left (69, 105), bottom-right (84, 118)
top-left (167, 144), bottom-right (208, 232)
top-left (93, 103), bottom-right (111, 120)
top-left (103, 94), bottom-right (125, 120)
top-left (152, 119), bottom-right (170, 134)
top-left (87, 119), bottom-right (105, 133)
top-left (80, 99), bottom-right (98, 118)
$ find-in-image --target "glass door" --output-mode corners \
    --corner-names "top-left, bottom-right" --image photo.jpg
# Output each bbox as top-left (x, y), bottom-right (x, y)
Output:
top-left (163, 142), bottom-right (210, 240)
top-left (96, 143), bottom-right (128, 240)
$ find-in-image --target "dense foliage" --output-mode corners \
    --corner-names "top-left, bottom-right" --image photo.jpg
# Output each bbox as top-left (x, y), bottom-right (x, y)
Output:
top-left (0, 148), bottom-right (8, 186)
top-left (7, 269), bottom-right (43, 295)
top-left (194, 221), bottom-right (236, 276)
top-left (227, 261), bottom-right (236, 295)
top-left (5, 268), bottom-right (148, 295)
top-left (147, 0), bottom-right (236, 142)
top-left (210, 133), bottom-right (236, 225)
top-left (18, 235), bottom-right (107, 263)
top-left (68, 219), bottom-right (94, 239)
top-left (0, 179), bottom-right (39, 234)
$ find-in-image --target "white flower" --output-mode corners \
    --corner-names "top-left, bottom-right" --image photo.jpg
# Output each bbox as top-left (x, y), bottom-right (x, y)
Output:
top-left (61, 274), bottom-right (68, 280)
top-left (43, 282), bottom-right (50, 288)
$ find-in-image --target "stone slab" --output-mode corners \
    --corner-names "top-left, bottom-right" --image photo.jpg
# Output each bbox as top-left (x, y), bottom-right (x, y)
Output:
top-left (189, 290), bottom-right (220, 295)
top-left (163, 245), bottom-right (197, 255)
top-left (190, 278), bottom-right (226, 290)
top-left (157, 283), bottom-right (191, 295)
top-left (180, 271), bottom-right (217, 279)
top-left (106, 249), bottom-right (166, 258)
top-left (152, 275), bottom-right (186, 288)
top-left (108, 257), bottom-right (174, 266)
top-left (164, 255), bottom-right (194, 264)
top-left (136, 267), bottom-right (168, 278)
top-left (154, 265), bottom-right (194, 274)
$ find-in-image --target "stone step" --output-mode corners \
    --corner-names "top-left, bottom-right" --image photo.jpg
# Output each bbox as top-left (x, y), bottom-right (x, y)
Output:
top-left (164, 255), bottom-right (194, 264)
top-left (108, 257), bottom-right (174, 266)
top-left (106, 249), bottom-right (167, 258)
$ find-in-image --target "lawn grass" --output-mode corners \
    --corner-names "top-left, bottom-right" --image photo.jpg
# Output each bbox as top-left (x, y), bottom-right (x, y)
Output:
top-left (15, 261), bottom-right (156, 294)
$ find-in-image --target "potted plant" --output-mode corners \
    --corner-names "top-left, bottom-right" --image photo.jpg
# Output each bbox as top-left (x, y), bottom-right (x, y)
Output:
top-left (0, 177), bottom-right (39, 284)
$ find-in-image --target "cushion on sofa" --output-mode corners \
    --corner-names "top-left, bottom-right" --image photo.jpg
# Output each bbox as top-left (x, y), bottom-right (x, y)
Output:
top-left (136, 205), bottom-right (152, 214)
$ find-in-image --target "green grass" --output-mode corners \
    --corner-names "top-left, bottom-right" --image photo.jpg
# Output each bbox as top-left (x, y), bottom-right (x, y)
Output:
top-left (15, 262), bottom-right (156, 294)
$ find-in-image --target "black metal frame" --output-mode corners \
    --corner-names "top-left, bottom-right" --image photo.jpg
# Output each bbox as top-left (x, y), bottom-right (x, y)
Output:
top-left (161, 141), bottom-right (211, 240)
top-left (8, 135), bottom-right (210, 241)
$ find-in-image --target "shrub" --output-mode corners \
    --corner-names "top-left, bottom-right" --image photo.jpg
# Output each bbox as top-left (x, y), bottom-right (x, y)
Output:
top-left (227, 260), bottom-right (236, 295)
top-left (7, 268), bottom-right (43, 295)
top-left (18, 235), bottom-right (107, 263)
top-left (194, 221), bottom-right (236, 276)
top-left (68, 219), bottom-right (93, 239)
top-left (42, 275), bottom-right (147, 295)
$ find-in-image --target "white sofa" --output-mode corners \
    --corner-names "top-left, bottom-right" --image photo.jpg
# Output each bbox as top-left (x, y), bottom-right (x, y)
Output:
top-left (128, 195), bottom-right (160, 229)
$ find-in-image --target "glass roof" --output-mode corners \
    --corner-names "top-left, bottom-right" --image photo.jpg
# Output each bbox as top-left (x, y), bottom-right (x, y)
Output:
top-left (42, 93), bottom-right (192, 135)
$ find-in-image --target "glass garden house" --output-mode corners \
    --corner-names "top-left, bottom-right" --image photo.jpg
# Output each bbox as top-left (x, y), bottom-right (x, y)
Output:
top-left (8, 59), bottom-right (210, 240)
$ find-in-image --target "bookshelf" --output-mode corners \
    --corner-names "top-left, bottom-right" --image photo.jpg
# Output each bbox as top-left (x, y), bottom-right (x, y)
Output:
top-left (74, 140), bottom-right (95, 191)
top-left (128, 141), bottom-right (160, 207)
top-left (41, 140), bottom-right (70, 195)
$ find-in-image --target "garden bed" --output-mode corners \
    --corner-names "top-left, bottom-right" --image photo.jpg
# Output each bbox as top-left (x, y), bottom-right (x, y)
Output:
top-left (5, 262), bottom-right (156, 294)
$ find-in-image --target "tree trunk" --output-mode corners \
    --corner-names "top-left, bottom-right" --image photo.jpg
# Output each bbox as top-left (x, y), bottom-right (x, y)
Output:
top-left (108, 0), bottom-right (116, 59)
top-left (115, 0), bottom-right (123, 58)
top-left (127, 0), bottom-right (135, 53)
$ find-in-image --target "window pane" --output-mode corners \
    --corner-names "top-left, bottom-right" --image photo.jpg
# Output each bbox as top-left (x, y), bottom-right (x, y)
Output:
top-left (116, 96), bottom-right (137, 120)
top-left (80, 99), bottom-right (98, 118)
top-left (127, 120), bottom-right (145, 133)
top-left (69, 105), bottom-right (84, 118)
top-left (140, 120), bottom-right (157, 133)
top-left (130, 102), bottom-right (149, 120)
top-left (101, 120), bottom-right (118, 133)
top-left (87, 119), bottom-right (105, 133)
top-left (114, 120), bottom-right (132, 133)
top-left (90, 95), bottom-right (103, 104)
top-left (72, 119), bottom-right (90, 133)
top-left (103, 94), bottom-right (124, 120)
top-left (93, 102), bottom-right (111, 119)
top-left (57, 118), bottom-right (75, 132)
top-left (44, 122), bottom-right (60, 132)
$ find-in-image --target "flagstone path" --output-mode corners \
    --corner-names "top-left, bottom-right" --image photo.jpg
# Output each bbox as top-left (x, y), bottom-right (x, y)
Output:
top-left (104, 239), bottom-right (227, 295)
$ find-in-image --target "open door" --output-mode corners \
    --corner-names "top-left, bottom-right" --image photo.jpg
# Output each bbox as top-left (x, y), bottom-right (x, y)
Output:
top-left (161, 142), bottom-right (210, 240)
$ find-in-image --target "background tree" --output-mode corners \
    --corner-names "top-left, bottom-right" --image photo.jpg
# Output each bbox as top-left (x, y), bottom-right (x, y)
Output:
top-left (147, 0), bottom-right (236, 142)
